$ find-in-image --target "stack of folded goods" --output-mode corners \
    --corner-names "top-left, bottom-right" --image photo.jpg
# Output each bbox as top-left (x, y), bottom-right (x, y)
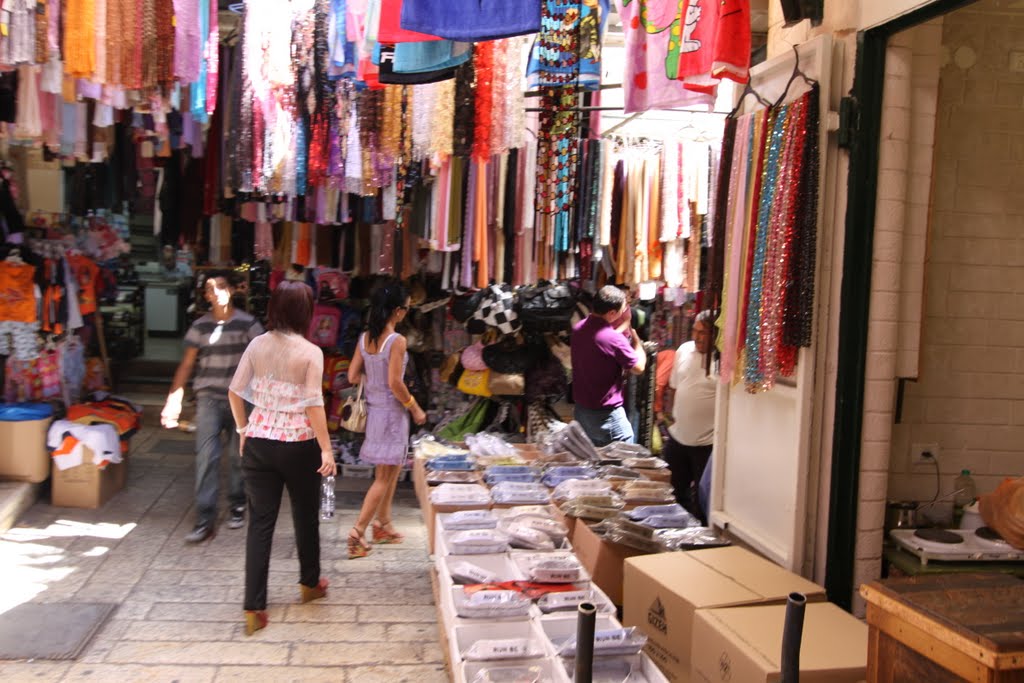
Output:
top-left (543, 422), bottom-right (602, 462)
top-left (432, 472), bottom-right (670, 683)
top-left (485, 465), bottom-right (542, 485)
top-left (620, 480), bottom-right (676, 505)
top-left (430, 483), bottom-right (492, 508)
top-left (491, 481), bottom-right (552, 505)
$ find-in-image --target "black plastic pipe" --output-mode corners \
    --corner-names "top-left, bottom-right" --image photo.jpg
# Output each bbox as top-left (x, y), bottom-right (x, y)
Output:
top-left (575, 602), bottom-right (597, 683)
top-left (781, 592), bottom-right (807, 683)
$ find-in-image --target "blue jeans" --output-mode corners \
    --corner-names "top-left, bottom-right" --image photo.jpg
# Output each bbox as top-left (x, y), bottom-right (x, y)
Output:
top-left (574, 405), bottom-right (634, 447)
top-left (195, 396), bottom-right (245, 526)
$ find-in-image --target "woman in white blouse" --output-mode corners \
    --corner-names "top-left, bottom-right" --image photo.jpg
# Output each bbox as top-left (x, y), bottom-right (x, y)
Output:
top-left (228, 282), bottom-right (337, 636)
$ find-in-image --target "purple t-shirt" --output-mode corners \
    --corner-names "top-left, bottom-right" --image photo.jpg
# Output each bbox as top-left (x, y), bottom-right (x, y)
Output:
top-left (570, 315), bottom-right (640, 410)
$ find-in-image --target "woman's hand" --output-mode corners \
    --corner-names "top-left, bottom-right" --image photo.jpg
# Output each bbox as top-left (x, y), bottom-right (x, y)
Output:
top-left (239, 434), bottom-right (247, 457)
top-left (318, 450), bottom-right (337, 477)
top-left (411, 405), bottom-right (427, 426)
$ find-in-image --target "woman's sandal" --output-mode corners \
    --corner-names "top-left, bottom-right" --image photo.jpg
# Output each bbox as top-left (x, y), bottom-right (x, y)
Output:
top-left (244, 610), bottom-right (268, 636)
top-left (300, 577), bottom-right (329, 603)
top-left (372, 520), bottom-right (405, 545)
top-left (348, 527), bottom-right (372, 559)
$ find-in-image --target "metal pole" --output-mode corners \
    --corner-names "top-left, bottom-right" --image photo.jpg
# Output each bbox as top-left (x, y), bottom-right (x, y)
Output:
top-left (780, 592), bottom-right (807, 683)
top-left (575, 602), bottom-right (597, 683)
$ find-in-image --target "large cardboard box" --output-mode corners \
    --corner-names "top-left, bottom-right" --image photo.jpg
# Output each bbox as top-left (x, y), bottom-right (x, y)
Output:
top-left (623, 547), bottom-right (826, 682)
top-left (0, 418), bottom-right (51, 483)
top-left (573, 520), bottom-right (651, 605)
top-left (51, 449), bottom-right (127, 509)
top-left (691, 602), bottom-right (868, 683)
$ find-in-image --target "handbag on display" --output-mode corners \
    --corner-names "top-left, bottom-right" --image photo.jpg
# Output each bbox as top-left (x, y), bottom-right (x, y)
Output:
top-left (451, 288), bottom-right (485, 323)
top-left (525, 350), bottom-right (568, 403)
top-left (440, 352), bottom-right (462, 384)
top-left (436, 398), bottom-right (492, 442)
top-left (461, 342), bottom-right (489, 371)
top-left (517, 281), bottom-right (577, 332)
top-left (482, 335), bottom-right (542, 375)
top-left (488, 372), bottom-right (525, 397)
top-left (546, 334), bottom-right (573, 373)
top-left (339, 383), bottom-right (368, 433)
top-left (473, 284), bottom-right (521, 335)
top-left (457, 368), bottom-right (493, 397)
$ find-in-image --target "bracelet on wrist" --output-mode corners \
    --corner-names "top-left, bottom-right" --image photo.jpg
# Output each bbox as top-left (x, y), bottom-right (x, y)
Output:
top-left (235, 425), bottom-right (247, 434)
top-left (402, 396), bottom-right (416, 409)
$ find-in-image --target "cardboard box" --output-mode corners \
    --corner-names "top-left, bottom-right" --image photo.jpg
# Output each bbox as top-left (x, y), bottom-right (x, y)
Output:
top-left (0, 417), bottom-right (51, 483)
top-left (623, 547), bottom-right (826, 682)
top-left (573, 521), bottom-right (651, 605)
top-left (51, 450), bottom-right (127, 509)
top-left (691, 602), bottom-right (868, 683)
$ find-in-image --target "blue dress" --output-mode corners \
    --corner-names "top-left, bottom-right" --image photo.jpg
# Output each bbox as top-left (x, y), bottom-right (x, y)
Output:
top-left (358, 333), bottom-right (410, 466)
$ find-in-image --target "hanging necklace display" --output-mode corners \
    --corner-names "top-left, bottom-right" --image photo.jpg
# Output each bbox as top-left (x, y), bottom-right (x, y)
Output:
top-left (535, 0), bottom-right (585, 260)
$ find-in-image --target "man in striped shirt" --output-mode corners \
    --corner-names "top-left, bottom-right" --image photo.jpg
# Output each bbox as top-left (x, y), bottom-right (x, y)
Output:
top-left (161, 271), bottom-right (264, 543)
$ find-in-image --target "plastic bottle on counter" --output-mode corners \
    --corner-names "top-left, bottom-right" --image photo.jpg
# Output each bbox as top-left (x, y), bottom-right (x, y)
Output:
top-left (953, 469), bottom-right (976, 527)
top-left (320, 475), bottom-right (336, 521)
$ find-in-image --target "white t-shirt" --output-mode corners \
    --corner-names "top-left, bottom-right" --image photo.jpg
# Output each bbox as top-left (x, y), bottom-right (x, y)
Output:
top-left (668, 341), bottom-right (716, 447)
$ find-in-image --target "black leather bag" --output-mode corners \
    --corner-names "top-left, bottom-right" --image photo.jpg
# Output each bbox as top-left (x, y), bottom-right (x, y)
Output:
top-left (482, 337), bottom-right (543, 375)
top-left (517, 282), bottom-right (577, 332)
top-left (450, 289), bottom-right (485, 323)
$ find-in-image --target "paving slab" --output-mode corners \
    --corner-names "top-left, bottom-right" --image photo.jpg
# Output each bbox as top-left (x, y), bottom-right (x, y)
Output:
top-left (0, 424), bottom-right (445, 682)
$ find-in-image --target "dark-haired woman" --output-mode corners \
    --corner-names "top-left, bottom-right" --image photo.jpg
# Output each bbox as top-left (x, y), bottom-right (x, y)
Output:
top-left (228, 282), bottom-right (337, 635)
top-left (346, 282), bottom-right (427, 559)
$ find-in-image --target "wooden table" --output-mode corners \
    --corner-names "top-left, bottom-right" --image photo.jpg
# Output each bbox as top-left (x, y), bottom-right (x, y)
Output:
top-left (861, 573), bottom-right (1024, 682)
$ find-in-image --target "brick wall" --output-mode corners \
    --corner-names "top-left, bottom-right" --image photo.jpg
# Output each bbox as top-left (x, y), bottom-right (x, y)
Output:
top-left (888, 1), bottom-right (1024, 512)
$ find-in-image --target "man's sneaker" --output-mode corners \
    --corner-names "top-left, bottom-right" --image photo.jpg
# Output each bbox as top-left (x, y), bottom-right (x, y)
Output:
top-left (184, 523), bottom-right (214, 543)
top-left (228, 507), bottom-right (246, 530)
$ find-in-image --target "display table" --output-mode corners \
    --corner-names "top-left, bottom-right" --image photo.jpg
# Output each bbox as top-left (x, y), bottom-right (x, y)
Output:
top-left (861, 573), bottom-right (1024, 682)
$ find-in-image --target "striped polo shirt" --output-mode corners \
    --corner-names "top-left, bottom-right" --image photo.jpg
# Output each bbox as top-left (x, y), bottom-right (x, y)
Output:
top-left (184, 310), bottom-right (264, 399)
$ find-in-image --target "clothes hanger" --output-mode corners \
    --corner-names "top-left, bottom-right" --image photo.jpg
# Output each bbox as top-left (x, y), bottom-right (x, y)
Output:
top-left (774, 44), bottom-right (819, 108)
top-left (729, 79), bottom-right (773, 118)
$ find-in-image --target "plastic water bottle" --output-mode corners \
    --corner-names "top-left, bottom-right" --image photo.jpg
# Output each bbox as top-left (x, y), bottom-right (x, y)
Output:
top-left (320, 475), bottom-right (336, 521)
top-left (953, 469), bottom-right (976, 527)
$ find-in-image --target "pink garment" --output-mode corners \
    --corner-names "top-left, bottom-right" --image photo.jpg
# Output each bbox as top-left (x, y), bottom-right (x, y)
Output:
top-left (173, 0), bottom-right (202, 83)
top-left (41, 91), bottom-right (60, 149)
top-left (205, 1), bottom-right (219, 115)
top-left (719, 113), bottom-right (754, 382)
top-left (15, 65), bottom-right (41, 140)
top-left (48, 0), bottom-right (61, 55)
top-left (612, 0), bottom-right (716, 114)
top-left (254, 221), bottom-right (274, 260)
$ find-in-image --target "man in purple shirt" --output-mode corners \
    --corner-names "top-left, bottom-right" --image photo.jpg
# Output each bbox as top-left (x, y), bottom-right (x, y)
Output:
top-left (570, 286), bottom-right (647, 446)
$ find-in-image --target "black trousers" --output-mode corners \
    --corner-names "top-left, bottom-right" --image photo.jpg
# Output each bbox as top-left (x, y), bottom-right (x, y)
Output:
top-left (242, 437), bottom-right (321, 611)
top-left (662, 435), bottom-right (713, 524)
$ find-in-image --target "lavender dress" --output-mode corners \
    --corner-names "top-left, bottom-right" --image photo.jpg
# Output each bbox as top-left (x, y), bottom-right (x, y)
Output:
top-left (358, 333), bottom-right (410, 466)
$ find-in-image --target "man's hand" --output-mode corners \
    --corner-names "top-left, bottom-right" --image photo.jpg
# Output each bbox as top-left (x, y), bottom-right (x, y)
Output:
top-left (160, 393), bottom-right (182, 429)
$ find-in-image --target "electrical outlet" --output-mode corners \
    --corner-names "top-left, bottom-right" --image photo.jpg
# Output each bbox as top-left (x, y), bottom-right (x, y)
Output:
top-left (911, 443), bottom-right (940, 466)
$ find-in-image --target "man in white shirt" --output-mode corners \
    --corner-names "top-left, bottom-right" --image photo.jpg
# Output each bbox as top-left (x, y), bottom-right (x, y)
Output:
top-left (664, 310), bottom-right (717, 522)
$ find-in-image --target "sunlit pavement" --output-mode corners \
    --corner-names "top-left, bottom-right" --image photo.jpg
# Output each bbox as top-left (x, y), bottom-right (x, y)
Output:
top-left (0, 426), bottom-right (446, 682)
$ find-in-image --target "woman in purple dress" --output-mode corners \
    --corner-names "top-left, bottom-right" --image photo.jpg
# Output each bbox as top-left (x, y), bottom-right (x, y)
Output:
top-left (346, 282), bottom-right (427, 558)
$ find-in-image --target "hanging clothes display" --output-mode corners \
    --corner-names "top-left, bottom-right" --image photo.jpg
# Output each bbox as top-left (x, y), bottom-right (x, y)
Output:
top-left (711, 83), bottom-right (821, 394)
top-left (398, 0), bottom-right (542, 42)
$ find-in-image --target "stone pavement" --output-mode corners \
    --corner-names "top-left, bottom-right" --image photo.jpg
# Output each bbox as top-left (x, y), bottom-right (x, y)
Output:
top-left (0, 426), bottom-right (448, 683)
